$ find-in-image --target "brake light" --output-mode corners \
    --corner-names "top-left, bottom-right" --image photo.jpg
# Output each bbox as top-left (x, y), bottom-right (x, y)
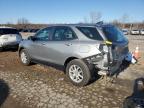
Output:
top-left (99, 44), bottom-right (109, 53)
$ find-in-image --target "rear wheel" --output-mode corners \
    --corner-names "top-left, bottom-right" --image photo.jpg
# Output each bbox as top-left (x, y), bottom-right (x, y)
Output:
top-left (66, 59), bottom-right (91, 86)
top-left (20, 49), bottom-right (31, 66)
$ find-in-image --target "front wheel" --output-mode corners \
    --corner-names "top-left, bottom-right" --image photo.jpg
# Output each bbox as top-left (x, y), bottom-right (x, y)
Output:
top-left (20, 49), bottom-right (31, 66)
top-left (66, 59), bottom-right (91, 86)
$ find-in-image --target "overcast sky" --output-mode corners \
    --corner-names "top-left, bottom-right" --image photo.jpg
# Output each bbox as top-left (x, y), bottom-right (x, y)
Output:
top-left (0, 0), bottom-right (144, 24)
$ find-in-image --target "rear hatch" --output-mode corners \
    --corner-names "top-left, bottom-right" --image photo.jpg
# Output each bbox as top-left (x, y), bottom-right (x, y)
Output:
top-left (0, 28), bottom-right (22, 43)
top-left (102, 25), bottom-right (129, 62)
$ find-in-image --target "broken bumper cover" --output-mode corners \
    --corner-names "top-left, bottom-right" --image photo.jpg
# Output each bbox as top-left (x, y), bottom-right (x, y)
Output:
top-left (84, 52), bottom-right (128, 76)
top-left (83, 53), bottom-right (110, 75)
top-left (98, 53), bottom-right (130, 76)
top-left (96, 59), bottom-right (123, 76)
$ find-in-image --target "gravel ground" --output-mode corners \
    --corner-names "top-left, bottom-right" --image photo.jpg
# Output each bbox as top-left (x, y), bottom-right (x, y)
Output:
top-left (118, 35), bottom-right (144, 80)
top-left (0, 34), bottom-right (144, 108)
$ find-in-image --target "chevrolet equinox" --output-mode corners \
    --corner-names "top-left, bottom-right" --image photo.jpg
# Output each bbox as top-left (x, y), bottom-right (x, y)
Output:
top-left (18, 23), bottom-right (129, 86)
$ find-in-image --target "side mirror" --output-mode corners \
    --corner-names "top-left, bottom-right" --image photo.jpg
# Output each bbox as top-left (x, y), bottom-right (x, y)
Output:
top-left (28, 36), bottom-right (35, 41)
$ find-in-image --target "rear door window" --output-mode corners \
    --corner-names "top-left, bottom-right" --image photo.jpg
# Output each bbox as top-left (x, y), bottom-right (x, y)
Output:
top-left (0, 28), bottom-right (19, 35)
top-left (52, 27), bottom-right (77, 41)
top-left (77, 27), bottom-right (103, 41)
top-left (103, 26), bottom-right (127, 42)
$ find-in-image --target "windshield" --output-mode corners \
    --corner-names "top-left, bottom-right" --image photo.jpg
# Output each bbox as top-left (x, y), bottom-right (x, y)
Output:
top-left (77, 27), bottom-right (103, 41)
top-left (0, 28), bottom-right (19, 35)
top-left (103, 26), bottom-right (127, 42)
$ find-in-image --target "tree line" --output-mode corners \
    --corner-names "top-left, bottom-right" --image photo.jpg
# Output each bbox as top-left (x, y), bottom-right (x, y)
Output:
top-left (0, 13), bottom-right (144, 30)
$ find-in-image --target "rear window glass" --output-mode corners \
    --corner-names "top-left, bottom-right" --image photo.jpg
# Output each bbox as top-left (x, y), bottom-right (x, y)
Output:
top-left (0, 28), bottom-right (19, 35)
top-left (103, 26), bottom-right (127, 42)
top-left (77, 27), bottom-right (103, 41)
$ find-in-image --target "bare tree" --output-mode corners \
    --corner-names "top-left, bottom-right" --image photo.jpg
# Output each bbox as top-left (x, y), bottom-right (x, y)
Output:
top-left (120, 14), bottom-right (129, 28)
top-left (17, 18), bottom-right (30, 24)
top-left (121, 14), bottom-right (129, 23)
top-left (112, 19), bottom-right (121, 27)
top-left (6, 22), bottom-right (13, 25)
top-left (90, 11), bottom-right (102, 24)
top-left (83, 16), bottom-right (88, 23)
top-left (17, 18), bottom-right (31, 30)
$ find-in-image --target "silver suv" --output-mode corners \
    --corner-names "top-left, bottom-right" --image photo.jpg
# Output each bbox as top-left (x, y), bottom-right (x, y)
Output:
top-left (18, 24), bottom-right (129, 86)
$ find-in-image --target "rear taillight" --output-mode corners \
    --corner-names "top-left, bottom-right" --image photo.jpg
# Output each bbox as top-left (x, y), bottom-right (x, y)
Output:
top-left (99, 41), bottom-right (112, 53)
top-left (99, 44), bottom-right (109, 53)
top-left (99, 44), bottom-right (113, 63)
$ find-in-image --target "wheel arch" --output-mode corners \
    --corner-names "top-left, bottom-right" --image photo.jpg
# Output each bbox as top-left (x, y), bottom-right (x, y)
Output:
top-left (18, 47), bottom-right (24, 57)
top-left (64, 57), bottom-right (79, 68)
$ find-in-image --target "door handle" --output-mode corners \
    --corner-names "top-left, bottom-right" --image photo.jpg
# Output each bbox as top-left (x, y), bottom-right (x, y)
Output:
top-left (41, 43), bottom-right (46, 45)
top-left (65, 43), bottom-right (72, 46)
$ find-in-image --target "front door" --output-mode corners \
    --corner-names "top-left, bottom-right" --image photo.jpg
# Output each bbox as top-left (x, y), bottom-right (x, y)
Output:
top-left (28, 27), bottom-right (53, 62)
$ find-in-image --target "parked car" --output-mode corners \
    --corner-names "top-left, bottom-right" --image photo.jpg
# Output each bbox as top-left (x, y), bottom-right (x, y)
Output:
top-left (18, 24), bottom-right (129, 86)
top-left (140, 30), bottom-right (144, 35)
top-left (122, 29), bottom-right (128, 35)
top-left (130, 30), bottom-right (140, 35)
top-left (18, 29), bottom-right (23, 32)
top-left (0, 27), bottom-right (22, 51)
top-left (30, 29), bottom-right (40, 33)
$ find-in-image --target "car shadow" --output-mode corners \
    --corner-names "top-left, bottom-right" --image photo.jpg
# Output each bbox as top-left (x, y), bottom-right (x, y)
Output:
top-left (88, 67), bottom-right (101, 85)
top-left (32, 60), bottom-right (101, 85)
top-left (1, 48), bottom-right (18, 52)
top-left (113, 60), bottom-right (131, 78)
top-left (30, 59), bottom-right (130, 85)
top-left (123, 77), bottom-right (144, 108)
top-left (0, 79), bottom-right (10, 107)
top-left (33, 59), bottom-right (65, 72)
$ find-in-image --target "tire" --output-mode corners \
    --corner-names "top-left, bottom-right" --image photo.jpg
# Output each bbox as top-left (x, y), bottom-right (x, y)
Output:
top-left (66, 59), bottom-right (91, 86)
top-left (20, 49), bottom-right (31, 66)
top-left (0, 47), bottom-right (3, 52)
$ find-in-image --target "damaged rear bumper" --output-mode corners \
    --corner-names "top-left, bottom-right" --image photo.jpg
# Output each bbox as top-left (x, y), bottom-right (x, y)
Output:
top-left (84, 52), bottom-right (128, 76)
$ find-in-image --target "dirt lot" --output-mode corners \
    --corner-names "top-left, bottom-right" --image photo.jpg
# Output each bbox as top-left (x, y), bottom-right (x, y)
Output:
top-left (0, 34), bottom-right (144, 108)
